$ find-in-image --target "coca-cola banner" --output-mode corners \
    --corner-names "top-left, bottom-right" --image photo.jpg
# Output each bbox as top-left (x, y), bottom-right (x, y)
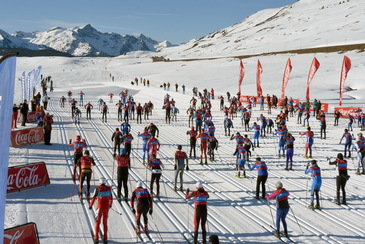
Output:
top-left (10, 127), bottom-right (44, 147)
top-left (334, 107), bottom-right (361, 118)
top-left (7, 162), bottom-right (50, 193)
top-left (26, 111), bottom-right (45, 123)
top-left (4, 222), bottom-right (39, 244)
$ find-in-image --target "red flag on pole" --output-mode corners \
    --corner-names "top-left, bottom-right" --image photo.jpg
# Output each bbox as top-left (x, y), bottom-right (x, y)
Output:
top-left (281, 58), bottom-right (292, 99)
top-left (339, 56), bottom-right (352, 106)
top-left (256, 59), bottom-right (263, 97)
top-left (238, 60), bottom-right (244, 95)
top-left (305, 57), bottom-right (320, 100)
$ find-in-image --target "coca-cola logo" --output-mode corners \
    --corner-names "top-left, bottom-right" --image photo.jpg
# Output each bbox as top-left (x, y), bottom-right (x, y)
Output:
top-left (4, 229), bottom-right (25, 243)
top-left (15, 129), bottom-right (42, 145)
top-left (7, 166), bottom-right (41, 191)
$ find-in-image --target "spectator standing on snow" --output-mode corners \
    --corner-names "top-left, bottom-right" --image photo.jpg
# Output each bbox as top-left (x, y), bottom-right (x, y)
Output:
top-left (20, 100), bottom-right (29, 126)
top-left (42, 113), bottom-right (54, 145)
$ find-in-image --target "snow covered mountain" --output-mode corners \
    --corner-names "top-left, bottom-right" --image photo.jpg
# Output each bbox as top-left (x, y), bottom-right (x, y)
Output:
top-left (11, 24), bottom-right (174, 57)
top-left (160, 0), bottom-right (365, 59)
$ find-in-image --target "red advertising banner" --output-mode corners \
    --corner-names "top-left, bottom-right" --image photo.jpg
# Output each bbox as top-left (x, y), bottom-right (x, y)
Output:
top-left (10, 127), bottom-right (44, 147)
top-left (4, 222), bottom-right (39, 244)
top-left (26, 110), bottom-right (45, 123)
top-left (334, 107), bottom-right (361, 118)
top-left (7, 162), bottom-right (50, 193)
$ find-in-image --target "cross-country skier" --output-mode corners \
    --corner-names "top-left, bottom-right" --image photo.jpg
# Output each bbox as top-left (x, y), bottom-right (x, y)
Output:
top-left (355, 133), bottom-right (365, 174)
top-left (266, 181), bottom-right (290, 239)
top-left (185, 182), bottom-right (209, 244)
top-left (207, 134), bottom-right (218, 162)
top-left (249, 157), bottom-right (268, 199)
top-left (116, 148), bottom-right (130, 200)
top-left (300, 127), bottom-right (314, 158)
top-left (76, 150), bottom-right (96, 198)
top-left (84, 102), bottom-right (93, 119)
top-left (224, 117), bottom-right (233, 136)
top-left (233, 143), bottom-right (247, 177)
top-left (121, 131), bottom-right (134, 158)
top-left (69, 135), bottom-right (87, 182)
top-left (285, 133), bottom-right (295, 170)
top-left (101, 102), bottom-right (108, 122)
top-left (339, 129), bottom-right (352, 158)
top-left (305, 160), bottom-right (322, 209)
top-left (73, 107), bottom-right (82, 125)
top-left (258, 114), bottom-right (267, 137)
top-left (274, 126), bottom-right (286, 158)
top-left (130, 181), bottom-right (153, 234)
top-left (174, 145), bottom-right (189, 191)
top-left (90, 178), bottom-right (112, 244)
top-left (251, 122), bottom-right (261, 147)
top-left (243, 134), bottom-right (254, 162)
top-left (60, 96), bottom-right (66, 108)
top-left (138, 128), bottom-right (152, 163)
top-left (329, 153), bottom-right (349, 205)
top-left (120, 119), bottom-right (131, 136)
top-left (146, 135), bottom-right (160, 159)
top-left (146, 154), bottom-right (164, 196)
top-left (111, 128), bottom-right (122, 157)
top-left (147, 123), bottom-right (159, 137)
top-left (187, 126), bottom-right (198, 158)
top-left (196, 131), bottom-right (209, 164)
top-left (78, 91), bottom-right (85, 106)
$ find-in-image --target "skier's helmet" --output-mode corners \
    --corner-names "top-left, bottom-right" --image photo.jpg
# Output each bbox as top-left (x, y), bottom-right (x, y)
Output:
top-left (275, 181), bottom-right (283, 189)
top-left (195, 181), bottom-right (203, 189)
top-left (177, 145), bottom-right (182, 150)
top-left (99, 177), bottom-right (107, 185)
top-left (76, 135), bottom-right (81, 140)
top-left (136, 181), bottom-right (143, 188)
top-left (84, 150), bottom-right (90, 156)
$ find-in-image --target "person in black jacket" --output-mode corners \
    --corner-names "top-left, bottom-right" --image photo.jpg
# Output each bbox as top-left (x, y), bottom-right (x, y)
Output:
top-left (20, 100), bottom-right (29, 126)
top-left (329, 153), bottom-right (349, 205)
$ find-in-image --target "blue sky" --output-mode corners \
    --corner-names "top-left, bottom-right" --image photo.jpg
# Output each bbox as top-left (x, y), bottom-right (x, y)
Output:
top-left (1, 0), bottom-right (296, 44)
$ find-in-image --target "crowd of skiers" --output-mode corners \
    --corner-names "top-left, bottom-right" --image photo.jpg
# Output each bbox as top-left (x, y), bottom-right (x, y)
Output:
top-left (24, 77), bottom-right (364, 244)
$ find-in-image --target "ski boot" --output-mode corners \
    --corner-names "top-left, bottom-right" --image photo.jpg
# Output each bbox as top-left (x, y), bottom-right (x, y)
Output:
top-left (237, 171), bottom-right (240, 178)
top-left (103, 239), bottom-right (108, 244)
top-left (174, 186), bottom-right (177, 192)
top-left (308, 154), bottom-right (313, 159)
top-left (93, 239), bottom-right (98, 244)
top-left (180, 186), bottom-right (183, 192)
top-left (283, 229), bottom-right (289, 238)
top-left (284, 167), bottom-right (288, 171)
top-left (304, 154), bottom-right (308, 159)
top-left (144, 225), bottom-right (149, 233)
top-left (341, 200), bottom-right (347, 205)
top-left (282, 153), bottom-right (285, 157)
top-left (243, 171), bottom-right (246, 178)
top-left (275, 230), bottom-right (280, 238)
top-left (200, 160), bottom-right (203, 165)
top-left (308, 203), bottom-right (315, 209)
top-left (334, 199), bottom-right (341, 205)
top-left (136, 225), bottom-right (141, 234)
top-left (289, 165), bottom-right (292, 170)
top-left (314, 204), bottom-right (321, 209)
top-left (205, 159), bottom-right (208, 165)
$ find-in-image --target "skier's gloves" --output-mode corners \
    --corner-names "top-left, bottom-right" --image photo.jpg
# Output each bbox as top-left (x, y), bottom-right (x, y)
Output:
top-left (186, 188), bottom-right (190, 194)
top-left (132, 209), bottom-right (136, 215)
top-left (174, 165), bottom-right (177, 170)
top-left (89, 206), bottom-right (92, 210)
top-left (149, 209), bottom-right (153, 215)
top-left (186, 165), bottom-right (189, 171)
top-left (69, 139), bottom-right (72, 144)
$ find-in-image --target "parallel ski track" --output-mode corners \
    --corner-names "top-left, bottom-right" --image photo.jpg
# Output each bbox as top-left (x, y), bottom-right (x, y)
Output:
top-left (49, 98), bottom-right (100, 243)
top-left (157, 128), bottom-right (341, 244)
top-left (55, 100), bottom-right (151, 243)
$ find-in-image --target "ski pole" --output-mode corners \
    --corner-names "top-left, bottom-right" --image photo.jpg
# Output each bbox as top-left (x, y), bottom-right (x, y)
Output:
top-left (162, 175), bottom-right (168, 202)
top-left (290, 207), bottom-right (304, 234)
top-left (266, 197), bottom-right (275, 228)
top-left (112, 157), bottom-right (116, 179)
top-left (110, 207), bottom-right (122, 215)
top-left (151, 214), bottom-right (164, 242)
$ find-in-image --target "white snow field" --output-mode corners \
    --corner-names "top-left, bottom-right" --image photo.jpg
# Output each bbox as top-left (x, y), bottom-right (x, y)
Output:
top-left (5, 51), bottom-right (365, 244)
top-left (4, 0), bottom-right (365, 242)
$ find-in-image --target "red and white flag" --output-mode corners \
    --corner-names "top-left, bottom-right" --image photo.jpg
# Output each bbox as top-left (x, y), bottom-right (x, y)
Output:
top-left (238, 60), bottom-right (244, 95)
top-left (281, 58), bottom-right (292, 99)
top-left (339, 56), bottom-right (352, 106)
top-left (305, 57), bottom-right (320, 100)
top-left (256, 59), bottom-right (263, 97)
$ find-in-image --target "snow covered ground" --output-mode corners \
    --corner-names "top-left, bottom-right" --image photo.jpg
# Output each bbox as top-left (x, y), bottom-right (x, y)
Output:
top-left (5, 51), bottom-right (365, 244)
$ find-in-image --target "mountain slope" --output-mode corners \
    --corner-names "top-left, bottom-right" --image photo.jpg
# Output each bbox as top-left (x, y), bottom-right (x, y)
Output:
top-left (12, 24), bottom-right (174, 57)
top-left (159, 0), bottom-right (365, 59)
